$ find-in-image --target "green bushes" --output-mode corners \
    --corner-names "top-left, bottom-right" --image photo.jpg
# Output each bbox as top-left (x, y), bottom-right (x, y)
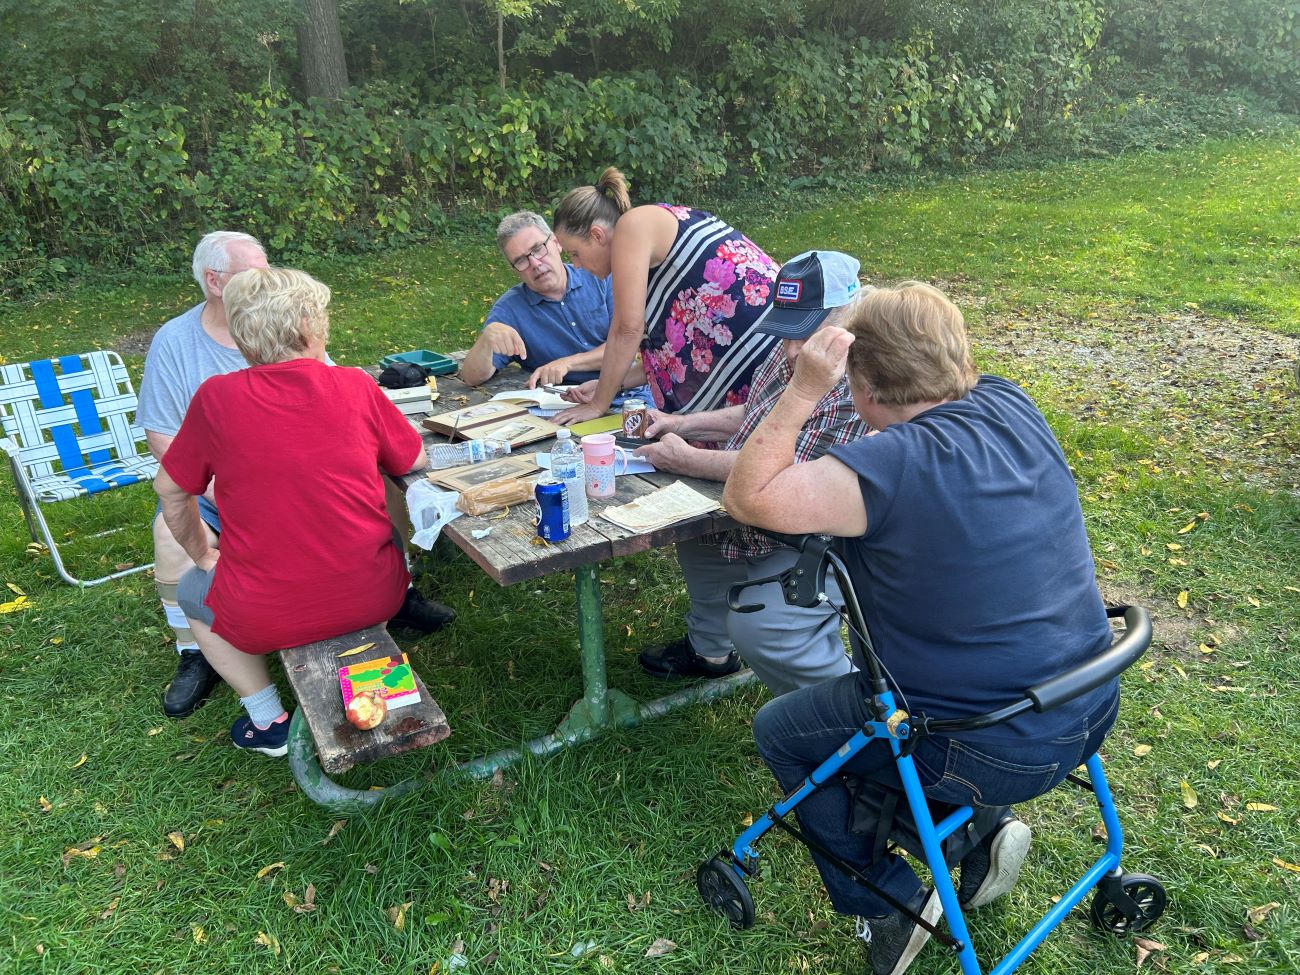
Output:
top-left (0, 0), bottom-right (1293, 296)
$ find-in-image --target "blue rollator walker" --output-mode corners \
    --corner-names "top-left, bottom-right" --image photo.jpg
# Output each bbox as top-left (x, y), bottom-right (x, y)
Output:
top-left (697, 534), bottom-right (1167, 974)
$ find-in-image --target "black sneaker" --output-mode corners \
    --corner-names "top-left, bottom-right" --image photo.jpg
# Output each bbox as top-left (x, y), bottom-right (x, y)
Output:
top-left (230, 715), bottom-right (290, 757)
top-left (863, 888), bottom-right (943, 975)
top-left (388, 588), bottom-right (456, 633)
top-left (957, 815), bottom-right (1032, 909)
top-left (162, 651), bottom-right (223, 719)
top-left (638, 635), bottom-right (740, 679)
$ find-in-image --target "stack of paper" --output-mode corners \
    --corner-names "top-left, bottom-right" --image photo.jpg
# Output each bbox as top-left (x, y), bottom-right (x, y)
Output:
top-left (490, 387), bottom-right (572, 416)
top-left (600, 481), bottom-right (719, 533)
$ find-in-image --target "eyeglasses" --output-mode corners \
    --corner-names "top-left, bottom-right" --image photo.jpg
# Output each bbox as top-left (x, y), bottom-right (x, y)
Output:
top-left (508, 234), bottom-right (554, 272)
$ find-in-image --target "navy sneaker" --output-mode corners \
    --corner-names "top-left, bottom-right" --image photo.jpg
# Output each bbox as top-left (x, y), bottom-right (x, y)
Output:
top-left (638, 635), bottom-right (740, 679)
top-left (230, 715), bottom-right (290, 757)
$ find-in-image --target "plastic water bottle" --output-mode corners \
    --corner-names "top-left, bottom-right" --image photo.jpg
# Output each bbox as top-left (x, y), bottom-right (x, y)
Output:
top-left (550, 429), bottom-right (589, 526)
top-left (426, 438), bottom-right (511, 470)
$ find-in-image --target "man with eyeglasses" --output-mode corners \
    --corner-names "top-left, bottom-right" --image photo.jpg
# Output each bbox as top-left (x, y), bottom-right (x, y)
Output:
top-left (460, 211), bottom-right (620, 388)
top-left (139, 231), bottom-right (455, 722)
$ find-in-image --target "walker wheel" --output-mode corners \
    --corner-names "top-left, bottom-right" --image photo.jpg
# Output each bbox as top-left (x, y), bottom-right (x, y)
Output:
top-left (697, 856), bottom-right (755, 929)
top-left (1090, 873), bottom-right (1166, 935)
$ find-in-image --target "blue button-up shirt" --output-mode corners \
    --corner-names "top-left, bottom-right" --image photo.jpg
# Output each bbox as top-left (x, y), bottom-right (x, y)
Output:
top-left (485, 265), bottom-right (614, 383)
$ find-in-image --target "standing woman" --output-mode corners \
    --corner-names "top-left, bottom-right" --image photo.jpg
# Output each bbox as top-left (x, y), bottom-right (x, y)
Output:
top-left (552, 167), bottom-right (780, 423)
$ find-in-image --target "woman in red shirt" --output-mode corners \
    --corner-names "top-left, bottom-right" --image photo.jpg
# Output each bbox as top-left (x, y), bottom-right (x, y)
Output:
top-left (155, 267), bottom-right (428, 756)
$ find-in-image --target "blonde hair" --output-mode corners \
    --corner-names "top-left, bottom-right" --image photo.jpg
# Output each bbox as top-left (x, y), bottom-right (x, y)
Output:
top-left (843, 282), bottom-right (977, 406)
top-left (554, 166), bottom-right (633, 238)
top-left (223, 267), bottom-right (331, 365)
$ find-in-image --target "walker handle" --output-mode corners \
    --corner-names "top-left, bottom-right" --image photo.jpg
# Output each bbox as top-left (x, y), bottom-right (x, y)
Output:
top-left (1025, 605), bottom-right (1151, 712)
top-left (726, 534), bottom-right (835, 612)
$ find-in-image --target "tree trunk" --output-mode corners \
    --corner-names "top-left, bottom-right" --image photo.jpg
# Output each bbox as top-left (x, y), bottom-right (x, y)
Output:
top-left (297, 0), bottom-right (349, 101)
top-left (497, 11), bottom-right (506, 91)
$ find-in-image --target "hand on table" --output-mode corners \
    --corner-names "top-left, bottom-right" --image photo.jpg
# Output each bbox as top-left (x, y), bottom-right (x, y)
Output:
top-left (555, 401), bottom-right (607, 426)
top-left (790, 325), bottom-right (854, 401)
top-left (560, 379), bottom-right (598, 404)
top-left (631, 432), bottom-right (697, 475)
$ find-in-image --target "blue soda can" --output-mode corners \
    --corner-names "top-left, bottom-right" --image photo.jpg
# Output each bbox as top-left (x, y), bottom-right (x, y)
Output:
top-left (535, 477), bottom-right (571, 542)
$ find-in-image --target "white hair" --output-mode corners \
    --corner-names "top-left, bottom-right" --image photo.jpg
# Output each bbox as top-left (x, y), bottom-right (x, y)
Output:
top-left (191, 231), bottom-right (265, 298)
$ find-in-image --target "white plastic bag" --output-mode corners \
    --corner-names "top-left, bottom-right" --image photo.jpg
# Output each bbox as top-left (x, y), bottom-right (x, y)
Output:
top-left (405, 479), bottom-right (463, 550)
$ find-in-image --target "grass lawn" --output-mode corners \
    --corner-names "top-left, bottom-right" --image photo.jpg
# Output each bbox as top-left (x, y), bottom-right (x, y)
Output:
top-left (1, 133), bottom-right (1298, 975)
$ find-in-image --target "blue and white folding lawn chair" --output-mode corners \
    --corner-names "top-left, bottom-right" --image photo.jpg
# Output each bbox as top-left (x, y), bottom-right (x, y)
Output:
top-left (0, 351), bottom-right (159, 587)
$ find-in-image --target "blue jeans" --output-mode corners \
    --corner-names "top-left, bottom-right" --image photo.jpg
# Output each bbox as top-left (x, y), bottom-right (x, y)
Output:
top-left (752, 670), bottom-right (1118, 918)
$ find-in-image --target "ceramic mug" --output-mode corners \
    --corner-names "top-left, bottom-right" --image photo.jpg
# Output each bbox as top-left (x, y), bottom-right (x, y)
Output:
top-left (581, 433), bottom-right (629, 499)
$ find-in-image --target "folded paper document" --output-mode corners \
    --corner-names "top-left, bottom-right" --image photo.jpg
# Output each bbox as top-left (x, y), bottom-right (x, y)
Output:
top-left (600, 481), bottom-right (718, 533)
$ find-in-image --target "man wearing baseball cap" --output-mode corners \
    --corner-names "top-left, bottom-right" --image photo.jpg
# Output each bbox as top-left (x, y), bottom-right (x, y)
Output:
top-left (632, 250), bottom-right (871, 694)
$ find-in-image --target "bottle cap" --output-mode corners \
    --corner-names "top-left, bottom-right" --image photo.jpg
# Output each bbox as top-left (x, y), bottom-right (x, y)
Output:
top-left (556, 428), bottom-right (572, 440)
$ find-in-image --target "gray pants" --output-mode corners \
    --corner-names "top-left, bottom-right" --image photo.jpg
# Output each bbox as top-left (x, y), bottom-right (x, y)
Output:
top-left (676, 537), bottom-right (856, 696)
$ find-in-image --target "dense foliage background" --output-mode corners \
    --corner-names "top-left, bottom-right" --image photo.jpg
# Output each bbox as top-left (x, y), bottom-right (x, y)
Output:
top-left (1, 0), bottom-right (1296, 296)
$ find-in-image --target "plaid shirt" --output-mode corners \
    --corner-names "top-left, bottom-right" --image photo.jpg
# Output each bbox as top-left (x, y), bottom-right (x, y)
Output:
top-left (717, 346), bottom-right (869, 560)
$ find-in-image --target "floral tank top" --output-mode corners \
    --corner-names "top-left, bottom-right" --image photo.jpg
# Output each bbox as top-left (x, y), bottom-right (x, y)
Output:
top-left (639, 205), bottom-right (779, 413)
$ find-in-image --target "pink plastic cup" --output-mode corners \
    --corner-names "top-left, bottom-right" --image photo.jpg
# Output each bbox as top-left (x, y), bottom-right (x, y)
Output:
top-left (581, 433), bottom-right (629, 499)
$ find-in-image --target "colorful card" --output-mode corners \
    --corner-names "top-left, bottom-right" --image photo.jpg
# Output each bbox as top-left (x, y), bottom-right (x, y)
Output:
top-left (338, 653), bottom-right (421, 710)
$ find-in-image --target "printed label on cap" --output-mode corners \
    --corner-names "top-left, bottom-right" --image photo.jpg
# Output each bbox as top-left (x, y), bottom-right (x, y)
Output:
top-left (776, 279), bottom-right (802, 303)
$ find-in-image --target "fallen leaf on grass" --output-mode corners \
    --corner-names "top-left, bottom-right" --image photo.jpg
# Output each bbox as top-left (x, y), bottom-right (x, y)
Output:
top-left (1133, 744), bottom-right (1152, 757)
top-left (147, 727), bottom-right (164, 736)
top-left (1247, 902), bottom-right (1280, 924)
top-left (1198, 643), bottom-right (1215, 654)
top-left (254, 931), bottom-right (281, 955)
top-left (0, 594), bottom-right (30, 614)
top-left (1246, 596), bottom-right (1260, 608)
top-left (1191, 952), bottom-right (1209, 964)
top-left (1206, 759), bottom-right (1221, 769)
top-left (387, 901), bottom-right (412, 931)
top-left (256, 862), bottom-right (286, 880)
top-left (1177, 521), bottom-right (1197, 535)
top-left (38, 796), bottom-right (52, 813)
top-left (62, 837), bottom-right (104, 867)
top-left (291, 884), bottom-right (317, 913)
top-left (321, 820), bottom-right (347, 845)
top-left (167, 831), bottom-right (185, 853)
top-left (645, 938), bottom-right (677, 958)
top-left (1180, 780), bottom-right (1198, 808)
top-left (6, 582), bottom-right (25, 595)
top-left (626, 891), bottom-right (651, 912)
top-left (1176, 591), bottom-right (1189, 609)
top-left (1271, 857), bottom-right (1300, 873)
top-left (192, 924), bottom-right (206, 944)
top-left (98, 897), bottom-right (120, 920)
top-left (1245, 802), bottom-right (1278, 812)
top-left (1216, 811), bottom-right (1239, 825)
top-left (69, 753), bottom-right (88, 770)
top-left (1134, 936), bottom-right (1166, 969)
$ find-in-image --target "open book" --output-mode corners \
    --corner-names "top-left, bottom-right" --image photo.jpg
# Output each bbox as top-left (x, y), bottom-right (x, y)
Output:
top-left (489, 387), bottom-right (573, 411)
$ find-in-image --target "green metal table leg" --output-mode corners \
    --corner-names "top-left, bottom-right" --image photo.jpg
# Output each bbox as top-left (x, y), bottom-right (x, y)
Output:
top-left (287, 710), bottom-right (428, 814)
top-left (554, 565), bottom-right (638, 738)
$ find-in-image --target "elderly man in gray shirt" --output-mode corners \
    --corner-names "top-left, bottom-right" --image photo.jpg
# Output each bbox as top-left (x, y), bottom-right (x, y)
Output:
top-left (139, 231), bottom-right (455, 719)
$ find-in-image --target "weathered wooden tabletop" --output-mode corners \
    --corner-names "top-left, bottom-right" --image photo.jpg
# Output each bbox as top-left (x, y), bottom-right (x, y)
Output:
top-left (398, 366), bottom-right (739, 587)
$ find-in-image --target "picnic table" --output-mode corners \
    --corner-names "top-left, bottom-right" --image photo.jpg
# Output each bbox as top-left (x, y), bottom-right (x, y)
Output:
top-left (397, 364), bottom-right (756, 778)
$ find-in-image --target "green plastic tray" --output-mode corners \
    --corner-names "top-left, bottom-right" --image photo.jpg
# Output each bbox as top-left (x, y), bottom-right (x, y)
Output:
top-left (378, 349), bottom-right (458, 376)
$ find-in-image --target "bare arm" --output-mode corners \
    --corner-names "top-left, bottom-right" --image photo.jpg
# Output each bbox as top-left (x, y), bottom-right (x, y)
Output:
top-left (155, 465), bottom-right (219, 571)
top-left (556, 206), bottom-right (677, 423)
top-left (147, 429), bottom-right (217, 503)
top-left (647, 404), bottom-right (747, 442)
top-left (633, 436), bottom-right (737, 481)
top-left (724, 328), bottom-right (867, 536)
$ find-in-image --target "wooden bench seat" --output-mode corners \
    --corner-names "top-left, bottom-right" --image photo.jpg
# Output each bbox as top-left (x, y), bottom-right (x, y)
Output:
top-left (281, 622), bottom-right (450, 811)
